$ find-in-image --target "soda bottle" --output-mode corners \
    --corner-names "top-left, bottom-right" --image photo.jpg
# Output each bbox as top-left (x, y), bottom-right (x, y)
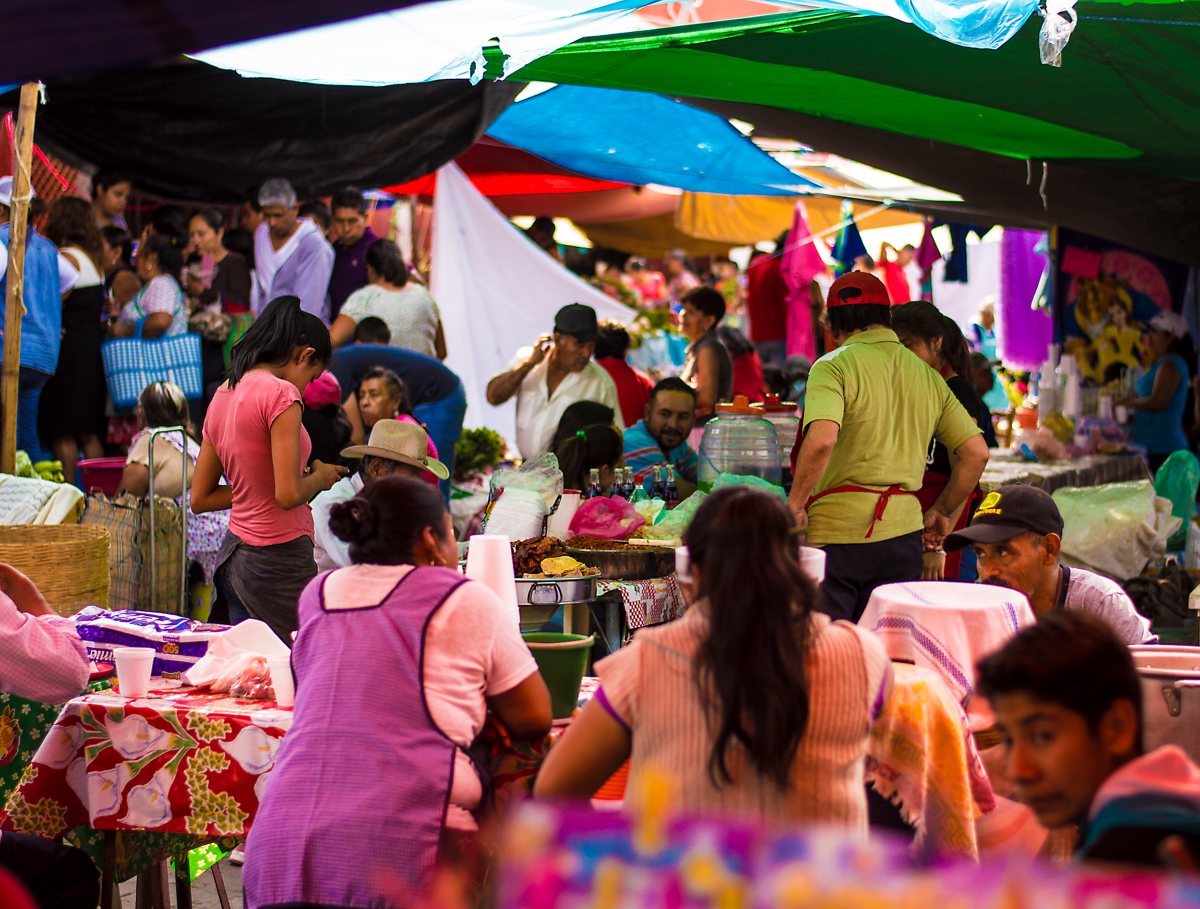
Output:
top-left (623, 467), bottom-right (636, 500)
top-left (650, 466), bottom-right (665, 500)
top-left (663, 466), bottom-right (680, 509)
top-left (586, 468), bottom-right (603, 499)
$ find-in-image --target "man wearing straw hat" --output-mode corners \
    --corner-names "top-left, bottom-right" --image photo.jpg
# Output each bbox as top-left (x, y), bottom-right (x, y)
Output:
top-left (311, 419), bottom-right (449, 571)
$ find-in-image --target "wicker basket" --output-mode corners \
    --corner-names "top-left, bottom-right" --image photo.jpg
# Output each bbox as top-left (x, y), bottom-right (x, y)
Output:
top-left (0, 525), bottom-right (109, 616)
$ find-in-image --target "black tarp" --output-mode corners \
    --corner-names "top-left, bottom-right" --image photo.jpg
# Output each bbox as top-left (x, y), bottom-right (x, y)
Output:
top-left (2, 1), bottom-right (431, 86)
top-left (0, 62), bottom-right (522, 202)
top-left (693, 99), bottom-right (1200, 266)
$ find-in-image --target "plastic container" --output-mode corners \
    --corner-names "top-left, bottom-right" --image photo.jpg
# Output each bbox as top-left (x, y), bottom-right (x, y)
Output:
top-left (697, 395), bottom-right (781, 487)
top-left (78, 457), bottom-right (127, 497)
top-left (752, 395), bottom-right (800, 468)
top-left (522, 632), bottom-right (595, 719)
top-left (1014, 406), bottom-right (1039, 431)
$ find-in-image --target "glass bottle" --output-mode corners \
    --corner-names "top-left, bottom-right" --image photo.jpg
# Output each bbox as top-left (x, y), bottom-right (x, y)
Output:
top-left (663, 466), bottom-right (680, 508)
top-left (586, 468), bottom-right (603, 499)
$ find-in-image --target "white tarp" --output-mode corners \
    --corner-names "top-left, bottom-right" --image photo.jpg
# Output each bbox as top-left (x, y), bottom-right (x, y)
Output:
top-left (193, 0), bottom-right (653, 85)
top-left (431, 162), bottom-right (633, 446)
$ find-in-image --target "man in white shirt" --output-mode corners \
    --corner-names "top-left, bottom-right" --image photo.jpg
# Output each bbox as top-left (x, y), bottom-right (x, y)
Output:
top-left (311, 420), bottom-right (449, 571)
top-left (251, 178), bottom-right (335, 323)
top-left (485, 303), bottom-right (619, 459)
top-left (945, 484), bottom-right (1157, 644)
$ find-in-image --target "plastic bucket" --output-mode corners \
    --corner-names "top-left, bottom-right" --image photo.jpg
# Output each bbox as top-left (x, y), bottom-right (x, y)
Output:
top-left (522, 632), bottom-right (595, 720)
top-left (78, 457), bottom-right (127, 496)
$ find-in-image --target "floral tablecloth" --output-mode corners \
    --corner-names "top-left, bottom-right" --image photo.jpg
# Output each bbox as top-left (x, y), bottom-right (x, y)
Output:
top-left (596, 575), bottom-right (685, 630)
top-left (0, 684), bottom-right (291, 841)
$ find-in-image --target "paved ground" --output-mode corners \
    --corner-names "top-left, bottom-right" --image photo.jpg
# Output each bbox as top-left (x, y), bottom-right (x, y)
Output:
top-left (117, 858), bottom-right (243, 908)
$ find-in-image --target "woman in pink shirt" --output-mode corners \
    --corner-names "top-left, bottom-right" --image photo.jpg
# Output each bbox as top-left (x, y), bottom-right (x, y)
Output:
top-left (193, 296), bottom-right (347, 641)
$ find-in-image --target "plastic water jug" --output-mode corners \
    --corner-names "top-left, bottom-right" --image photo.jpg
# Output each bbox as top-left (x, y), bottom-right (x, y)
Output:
top-left (752, 395), bottom-right (800, 468)
top-left (698, 395), bottom-right (781, 486)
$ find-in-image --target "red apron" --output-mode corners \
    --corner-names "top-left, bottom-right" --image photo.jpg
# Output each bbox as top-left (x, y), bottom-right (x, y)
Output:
top-left (806, 483), bottom-right (918, 540)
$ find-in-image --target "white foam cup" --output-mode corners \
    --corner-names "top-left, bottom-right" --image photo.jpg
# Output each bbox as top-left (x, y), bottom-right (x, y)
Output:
top-left (799, 546), bottom-right (827, 584)
top-left (268, 656), bottom-right (295, 708)
top-left (113, 647), bottom-right (155, 698)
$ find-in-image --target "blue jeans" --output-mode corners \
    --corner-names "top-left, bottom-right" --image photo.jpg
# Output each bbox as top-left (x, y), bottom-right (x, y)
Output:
top-left (413, 381), bottom-right (468, 503)
top-left (18, 367), bottom-right (50, 462)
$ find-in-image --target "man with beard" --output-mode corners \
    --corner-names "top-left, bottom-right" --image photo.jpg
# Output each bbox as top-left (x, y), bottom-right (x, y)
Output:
top-left (623, 377), bottom-right (699, 496)
top-left (945, 484), bottom-right (1155, 644)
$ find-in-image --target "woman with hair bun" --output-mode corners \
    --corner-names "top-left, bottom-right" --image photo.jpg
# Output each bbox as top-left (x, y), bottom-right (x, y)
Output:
top-left (192, 296), bottom-right (348, 641)
top-left (554, 423), bottom-right (623, 492)
top-left (244, 476), bottom-right (551, 908)
top-left (106, 233), bottom-right (188, 338)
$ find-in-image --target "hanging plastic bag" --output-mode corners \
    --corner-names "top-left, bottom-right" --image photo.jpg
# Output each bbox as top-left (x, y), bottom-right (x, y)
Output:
top-left (569, 496), bottom-right (646, 541)
top-left (638, 490), bottom-right (708, 542)
top-left (1153, 450), bottom-right (1200, 552)
top-left (1039, 0), bottom-right (1078, 68)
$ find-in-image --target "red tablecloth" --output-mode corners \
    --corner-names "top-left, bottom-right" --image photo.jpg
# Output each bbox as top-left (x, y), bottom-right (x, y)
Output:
top-left (0, 683), bottom-right (291, 840)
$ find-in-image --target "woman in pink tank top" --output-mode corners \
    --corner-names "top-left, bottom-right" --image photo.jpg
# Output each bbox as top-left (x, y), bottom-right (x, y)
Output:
top-left (192, 296), bottom-right (348, 641)
top-left (537, 486), bottom-right (891, 830)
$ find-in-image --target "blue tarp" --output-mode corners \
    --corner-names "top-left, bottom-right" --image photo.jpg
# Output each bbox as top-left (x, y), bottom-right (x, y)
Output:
top-left (486, 85), bottom-right (812, 195)
top-left (773, 0), bottom-right (1040, 49)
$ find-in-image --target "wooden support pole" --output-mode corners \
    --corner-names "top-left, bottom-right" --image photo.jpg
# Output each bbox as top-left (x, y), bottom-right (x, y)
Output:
top-left (1, 82), bottom-right (40, 474)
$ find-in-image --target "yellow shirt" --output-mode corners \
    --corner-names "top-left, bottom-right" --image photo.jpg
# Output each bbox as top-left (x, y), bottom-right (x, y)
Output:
top-left (802, 329), bottom-right (981, 545)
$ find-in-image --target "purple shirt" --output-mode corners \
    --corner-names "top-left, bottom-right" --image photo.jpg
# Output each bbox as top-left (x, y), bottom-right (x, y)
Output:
top-left (329, 227), bottom-right (377, 318)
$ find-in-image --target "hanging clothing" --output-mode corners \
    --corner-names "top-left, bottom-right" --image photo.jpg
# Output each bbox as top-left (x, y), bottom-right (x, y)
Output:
top-left (940, 223), bottom-right (994, 284)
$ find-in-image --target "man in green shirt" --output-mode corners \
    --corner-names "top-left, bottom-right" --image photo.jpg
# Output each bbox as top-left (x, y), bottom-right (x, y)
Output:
top-left (788, 272), bottom-right (989, 621)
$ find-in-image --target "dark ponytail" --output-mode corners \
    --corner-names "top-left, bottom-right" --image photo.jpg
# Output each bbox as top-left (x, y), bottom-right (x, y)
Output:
top-left (892, 300), bottom-right (973, 379)
top-left (685, 486), bottom-right (818, 789)
top-left (228, 296), bottom-right (332, 387)
top-left (554, 424), bottom-right (623, 491)
top-left (329, 476), bottom-right (448, 565)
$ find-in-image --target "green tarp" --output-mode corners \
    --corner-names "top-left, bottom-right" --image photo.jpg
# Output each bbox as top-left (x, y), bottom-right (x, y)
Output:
top-left (497, 4), bottom-right (1200, 181)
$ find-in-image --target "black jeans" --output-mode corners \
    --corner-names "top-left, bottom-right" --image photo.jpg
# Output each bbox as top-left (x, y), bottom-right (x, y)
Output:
top-left (0, 831), bottom-right (100, 909)
top-left (819, 530), bottom-right (923, 622)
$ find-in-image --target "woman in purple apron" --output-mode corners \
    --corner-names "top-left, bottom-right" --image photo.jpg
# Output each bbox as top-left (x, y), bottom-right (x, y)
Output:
top-left (244, 476), bottom-right (551, 908)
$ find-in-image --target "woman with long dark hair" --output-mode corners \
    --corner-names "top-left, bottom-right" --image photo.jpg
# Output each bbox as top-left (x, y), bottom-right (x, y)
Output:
top-left (40, 197), bottom-right (108, 480)
top-left (192, 296), bottom-right (347, 640)
top-left (536, 486), bottom-right (890, 828)
top-left (245, 476), bottom-right (550, 907)
top-left (554, 423), bottom-right (623, 492)
top-left (891, 300), bottom-right (992, 580)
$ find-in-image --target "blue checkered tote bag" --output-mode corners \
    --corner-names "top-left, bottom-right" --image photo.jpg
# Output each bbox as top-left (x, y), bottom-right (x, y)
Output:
top-left (102, 321), bottom-right (204, 410)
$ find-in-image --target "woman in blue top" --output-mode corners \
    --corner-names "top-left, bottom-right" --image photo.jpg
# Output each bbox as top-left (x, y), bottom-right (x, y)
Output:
top-left (1126, 310), bottom-right (1192, 473)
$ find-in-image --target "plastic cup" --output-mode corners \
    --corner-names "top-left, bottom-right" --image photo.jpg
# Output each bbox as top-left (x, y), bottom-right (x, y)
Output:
top-left (113, 647), bottom-right (155, 698)
top-left (675, 545), bottom-right (692, 584)
top-left (799, 546), bottom-right (826, 584)
top-left (267, 656), bottom-right (295, 708)
top-left (466, 534), bottom-right (519, 613)
top-left (546, 491), bottom-right (581, 540)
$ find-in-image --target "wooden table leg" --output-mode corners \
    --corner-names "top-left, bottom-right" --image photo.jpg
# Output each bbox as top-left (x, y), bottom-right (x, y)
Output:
top-left (211, 864), bottom-right (231, 909)
top-left (100, 831), bottom-right (116, 909)
top-left (563, 602), bottom-right (589, 635)
top-left (159, 859), bottom-right (173, 909)
top-left (174, 858), bottom-right (192, 909)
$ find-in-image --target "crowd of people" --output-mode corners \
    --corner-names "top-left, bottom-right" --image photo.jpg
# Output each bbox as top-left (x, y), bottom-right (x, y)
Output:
top-left (2, 173), bottom-right (1200, 908)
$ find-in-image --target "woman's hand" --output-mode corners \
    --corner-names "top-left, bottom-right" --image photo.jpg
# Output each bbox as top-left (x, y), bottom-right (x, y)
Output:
top-left (921, 550), bottom-right (946, 581)
top-left (309, 460), bottom-right (348, 493)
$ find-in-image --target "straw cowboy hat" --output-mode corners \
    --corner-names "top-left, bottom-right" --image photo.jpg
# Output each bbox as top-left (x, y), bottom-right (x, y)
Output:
top-left (341, 419), bottom-right (449, 480)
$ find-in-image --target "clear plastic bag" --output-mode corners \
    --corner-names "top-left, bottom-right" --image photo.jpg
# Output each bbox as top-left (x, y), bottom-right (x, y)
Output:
top-left (490, 453), bottom-right (564, 512)
top-left (211, 653), bottom-right (275, 700)
top-left (569, 496), bottom-right (646, 540)
top-left (639, 490), bottom-right (708, 541)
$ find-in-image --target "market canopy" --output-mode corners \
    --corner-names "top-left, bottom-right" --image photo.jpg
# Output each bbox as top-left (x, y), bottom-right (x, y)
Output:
top-left (0, 61), bottom-right (520, 203)
top-left (498, 4), bottom-right (1200, 180)
top-left (5, 0), bottom-right (430, 86)
top-left (486, 85), bottom-right (811, 195)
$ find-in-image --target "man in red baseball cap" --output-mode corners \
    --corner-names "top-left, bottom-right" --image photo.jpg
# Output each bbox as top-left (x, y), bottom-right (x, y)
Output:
top-left (788, 272), bottom-right (990, 621)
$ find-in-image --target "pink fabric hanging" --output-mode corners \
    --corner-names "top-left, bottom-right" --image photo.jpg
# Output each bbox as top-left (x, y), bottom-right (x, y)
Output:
top-left (780, 202), bottom-right (827, 361)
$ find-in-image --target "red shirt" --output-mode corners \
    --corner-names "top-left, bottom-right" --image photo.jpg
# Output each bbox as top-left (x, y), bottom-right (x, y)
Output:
top-left (597, 358), bottom-right (654, 428)
top-left (745, 255), bottom-right (787, 343)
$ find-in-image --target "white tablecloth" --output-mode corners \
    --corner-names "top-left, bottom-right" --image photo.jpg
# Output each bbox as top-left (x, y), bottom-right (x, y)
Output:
top-left (859, 581), bottom-right (1037, 713)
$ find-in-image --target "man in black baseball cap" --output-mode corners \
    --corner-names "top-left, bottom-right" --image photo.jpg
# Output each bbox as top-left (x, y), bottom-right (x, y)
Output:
top-left (945, 484), bottom-right (1155, 644)
top-left (486, 302), bottom-right (618, 458)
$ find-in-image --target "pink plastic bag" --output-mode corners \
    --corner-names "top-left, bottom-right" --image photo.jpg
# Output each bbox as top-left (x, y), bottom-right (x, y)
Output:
top-left (568, 496), bottom-right (647, 540)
